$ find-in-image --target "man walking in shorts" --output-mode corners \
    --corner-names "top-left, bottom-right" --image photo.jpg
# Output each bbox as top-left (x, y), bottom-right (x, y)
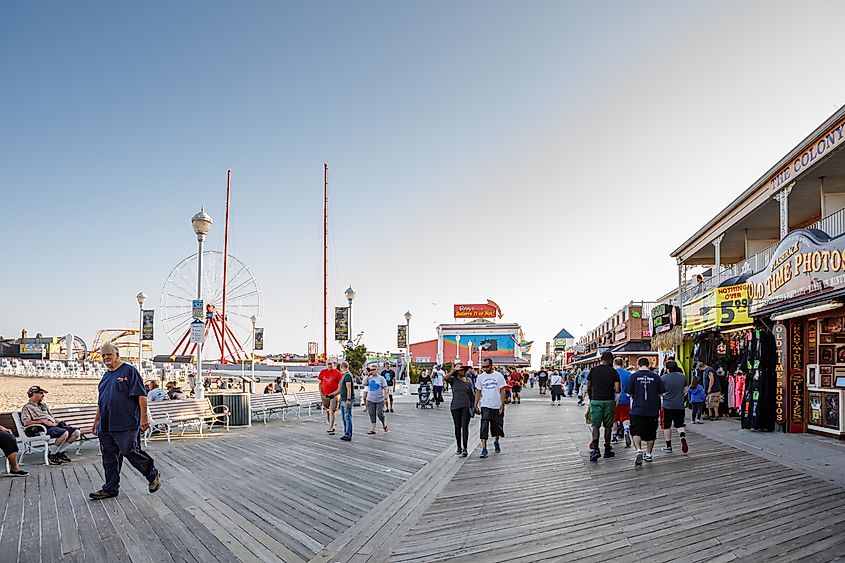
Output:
top-left (626, 357), bottom-right (665, 465)
top-left (381, 362), bottom-right (397, 413)
top-left (611, 358), bottom-right (632, 447)
top-left (474, 358), bottom-right (507, 458)
top-left (318, 360), bottom-right (343, 435)
top-left (586, 352), bottom-right (621, 462)
top-left (660, 360), bottom-right (689, 454)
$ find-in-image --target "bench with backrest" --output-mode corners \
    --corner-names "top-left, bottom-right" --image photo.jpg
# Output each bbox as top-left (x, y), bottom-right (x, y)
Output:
top-left (147, 398), bottom-right (229, 437)
top-left (250, 393), bottom-right (298, 424)
top-left (293, 390), bottom-right (324, 417)
top-left (11, 405), bottom-right (100, 460)
top-left (143, 404), bottom-right (172, 446)
top-left (2, 412), bottom-right (51, 467)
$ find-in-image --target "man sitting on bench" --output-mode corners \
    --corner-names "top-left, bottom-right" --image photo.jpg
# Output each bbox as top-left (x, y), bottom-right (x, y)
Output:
top-left (20, 385), bottom-right (81, 465)
top-left (0, 423), bottom-right (28, 476)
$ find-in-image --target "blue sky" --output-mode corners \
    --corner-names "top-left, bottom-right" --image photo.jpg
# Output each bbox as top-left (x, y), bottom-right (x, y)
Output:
top-left (4, 1), bottom-right (845, 364)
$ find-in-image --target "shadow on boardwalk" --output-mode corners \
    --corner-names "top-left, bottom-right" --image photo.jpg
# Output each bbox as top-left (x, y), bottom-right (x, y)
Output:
top-left (2, 390), bottom-right (845, 562)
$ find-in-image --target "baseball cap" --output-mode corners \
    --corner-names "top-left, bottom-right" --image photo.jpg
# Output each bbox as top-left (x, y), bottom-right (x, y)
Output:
top-left (28, 385), bottom-right (48, 394)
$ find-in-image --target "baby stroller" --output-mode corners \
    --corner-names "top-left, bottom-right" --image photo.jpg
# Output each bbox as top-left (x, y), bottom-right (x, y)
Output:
top-left (416, 383), bottom-right (433, 409)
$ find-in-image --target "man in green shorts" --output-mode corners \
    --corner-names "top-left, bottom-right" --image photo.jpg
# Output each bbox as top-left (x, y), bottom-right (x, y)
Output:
top-left (586, 351), bottom-right (621, 462)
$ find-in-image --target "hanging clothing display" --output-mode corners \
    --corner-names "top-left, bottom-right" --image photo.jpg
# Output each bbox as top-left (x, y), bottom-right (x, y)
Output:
top-left (741, 328), bottom-right (777, 432)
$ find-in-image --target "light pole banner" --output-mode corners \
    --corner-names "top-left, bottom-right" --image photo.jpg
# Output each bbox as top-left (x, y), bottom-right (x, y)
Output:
top-left (397, 325), bottom-right (408, 348)
top-left (254, 328), bottom-right (264, 351)
top-left (335, 307), bottom-right (349, 342)
top-left (141, 310), bottom-right (155, 340)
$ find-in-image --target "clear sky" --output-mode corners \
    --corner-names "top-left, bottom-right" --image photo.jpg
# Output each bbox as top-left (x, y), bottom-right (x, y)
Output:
top-left (4, 1), bottom-right (845, 365)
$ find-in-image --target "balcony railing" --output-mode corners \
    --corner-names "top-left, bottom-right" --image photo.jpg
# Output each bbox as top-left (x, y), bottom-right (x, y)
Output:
top-left (679, 207), bottom-right (845, 303)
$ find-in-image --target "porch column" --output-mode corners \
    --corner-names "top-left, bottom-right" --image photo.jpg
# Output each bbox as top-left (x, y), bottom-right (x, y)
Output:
top-left (713, 234), bottom-right (725, 285)
top-left (774, 182), bottom-right (795, 239)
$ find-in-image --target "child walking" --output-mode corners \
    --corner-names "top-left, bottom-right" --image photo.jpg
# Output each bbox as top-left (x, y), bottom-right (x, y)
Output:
top-left (688, 375), bottom-right (706, 424)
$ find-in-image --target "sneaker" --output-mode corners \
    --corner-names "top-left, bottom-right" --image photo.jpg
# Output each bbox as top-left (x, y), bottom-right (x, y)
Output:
top-left (340, 436), bottom-right (351, 441)
top-left (624, 431), bottom-right (632, 448)
top-left (644, 453), bottom-right (653, 463)
top-left (89, 489), bottom-right (118, 500)
top-left (9, 469), bottom-right (29, 477)
top-left (148, 472), bottom-right (161, 493)
top-left (461, 450), bottom-right (468, 457)
top-left (589, 449), bottom-right (601, 462)
top-left (58, 452), bottom-right (72, 463)
top-left (634, 451), bottom-right (643, 466)
top-left (681, 437), bottom-right (689, 453)
top-left (661, 446), bottom-right (673, 453)
top-left (48, 454), bottom-right (63, 466)
top-left (494, 441), bottom-right (501, 454)
top-left (603, 447), bottom-right (615, 458)
top-left (480, 448), bottom-right (489, 458)
top-left (611, 436), bottom-right (619, 444)
top-left (456, 448), bottom-right (464, 455)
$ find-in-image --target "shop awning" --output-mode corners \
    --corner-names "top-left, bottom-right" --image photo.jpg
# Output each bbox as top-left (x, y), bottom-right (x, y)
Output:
top-left (609, 340), bottom-right (658, 355)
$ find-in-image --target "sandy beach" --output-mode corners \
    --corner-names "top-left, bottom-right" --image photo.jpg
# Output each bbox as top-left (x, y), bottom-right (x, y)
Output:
top-left (0, 375), bottom-right (320, 413)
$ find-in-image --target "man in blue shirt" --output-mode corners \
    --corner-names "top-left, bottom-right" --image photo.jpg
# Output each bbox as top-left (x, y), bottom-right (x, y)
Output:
top-left (89, 343), bottom-right (160, 499)
top-left (611, 358), bottom-right (632, 447)
top-left (625, 357), bottom-right (665, 466)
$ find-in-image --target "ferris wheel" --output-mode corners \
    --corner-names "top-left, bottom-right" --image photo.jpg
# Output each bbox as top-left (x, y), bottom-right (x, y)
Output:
top-left (159, 250), bottom-right (262, 362)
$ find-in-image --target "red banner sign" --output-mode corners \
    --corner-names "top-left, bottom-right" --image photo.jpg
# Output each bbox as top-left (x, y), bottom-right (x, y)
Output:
top-left (454, 304), bottom-right (496, 318)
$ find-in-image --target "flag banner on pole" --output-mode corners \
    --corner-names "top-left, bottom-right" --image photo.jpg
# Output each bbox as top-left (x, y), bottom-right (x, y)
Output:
top-left (335, 307), bottom-right (349, 342)
top-left (397, 324), bottom-right (407, 348)
top-left (254, 328), bottom-right (264, 351)
top-left (142, 310), bottom-right (155, 340)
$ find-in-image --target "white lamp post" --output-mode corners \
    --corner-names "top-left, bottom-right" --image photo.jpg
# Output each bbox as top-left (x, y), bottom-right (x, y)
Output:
top-left (345, 286), bottom-right (356, 349)
top-left (250, 314), bottom-right (257, 378)
top-left (191, 208), bottom-right (213, 399)
top-left (455, 334), bottom-right (461, 363)
top-left (136, 292), bottom-right (146, 377)
top-left (467, 341), bottom-right (474, 367)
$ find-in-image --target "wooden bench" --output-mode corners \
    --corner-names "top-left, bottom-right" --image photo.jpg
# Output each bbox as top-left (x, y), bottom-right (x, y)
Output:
top-left (250, 394), bottom-right (298, 424)
top-left (14, 405), bottom-right (101, 458)
top-left (143, 404), bottom-right (173, 446)
top-left (147, 398), bottom-right (229, 437)
top-left (293, 391), bottom-right (324, 417)
top-left (1, 411), bottom-right (50, 467)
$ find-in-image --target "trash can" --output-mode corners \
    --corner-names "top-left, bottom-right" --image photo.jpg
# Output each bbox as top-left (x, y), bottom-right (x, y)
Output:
top-left (208, 392), bottom-right (252, 427)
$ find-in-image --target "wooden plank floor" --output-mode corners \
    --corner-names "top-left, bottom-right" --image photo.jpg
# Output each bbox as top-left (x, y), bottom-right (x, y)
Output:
top-left (3, 389), bottom-right (845, 562)
top-left (390, 393), bottom-right (845, 563)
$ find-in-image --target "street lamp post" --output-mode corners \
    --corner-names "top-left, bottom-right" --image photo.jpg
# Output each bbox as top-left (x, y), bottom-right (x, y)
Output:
top-left (455, 334), bottom-right (461, 363)
top-left (467, 341), bottom-right (474, 367)
top-left (345, 286), bottom-right (356, 350)
top-left (191, 208), bottom-right (213, 399)
top-left (136, 292), bottom-right (146, 377)
top-left (404, 310), bottom-right (412, 387)
top-left (251, 315), bottom-right (257, 378)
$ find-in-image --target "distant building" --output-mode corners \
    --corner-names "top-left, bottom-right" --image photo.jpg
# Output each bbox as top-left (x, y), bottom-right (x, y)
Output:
top-left (409, 319), bottom-right (529, 368)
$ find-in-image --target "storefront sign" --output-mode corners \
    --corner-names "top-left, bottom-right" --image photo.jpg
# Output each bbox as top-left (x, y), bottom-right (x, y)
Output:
top-left (683, 291), bottom-right (717, 333)
top-left (334, 307), bottom-right (349, 342)
top-left (716, 285), bottom-right (751, 326)
top-left (789, 321), bottom-right (804, 429)
top-left (770, 116), bottom-right (845, 191)
top-left (651, 304), bottom-right (680, 334)
top-left (774, 321), bottom-right (787, 424)
top-left (141, 310), bottom-right (154, 340)
top-left (454, 303), bottom-right (497, 319)
top-left (746, 229), bottom-right (845, 315)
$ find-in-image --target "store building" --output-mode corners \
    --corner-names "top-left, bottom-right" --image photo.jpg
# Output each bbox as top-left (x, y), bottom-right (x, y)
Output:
top-left (570, 302), bottom-right (658, 371)
top-left (409, 319), bottom-right (529, 368)
top-left (672, 104), bottom-right (845, 439)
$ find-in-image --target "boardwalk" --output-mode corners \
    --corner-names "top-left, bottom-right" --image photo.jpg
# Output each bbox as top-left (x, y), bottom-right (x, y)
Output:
top-left (1, 388), bottom-right (845, 562)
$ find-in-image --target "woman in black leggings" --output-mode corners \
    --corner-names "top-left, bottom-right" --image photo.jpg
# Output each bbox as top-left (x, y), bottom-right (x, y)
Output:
top-left (445, 364), bottom-right (476, 457)
top-left (1, 424), bottom-right (28, 476)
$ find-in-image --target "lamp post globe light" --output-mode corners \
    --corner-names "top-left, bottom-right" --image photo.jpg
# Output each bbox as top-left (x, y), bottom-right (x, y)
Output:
top-left (136, 292), bottom-right (146, 377)
top-left (455, 334), bottom-right (461, 363)
top-left (191, 208), bottom-right (212, 399)
top-left (345, 286), bottom-right (356, 349)
top-left (250, 314), bottom-right (257, 377)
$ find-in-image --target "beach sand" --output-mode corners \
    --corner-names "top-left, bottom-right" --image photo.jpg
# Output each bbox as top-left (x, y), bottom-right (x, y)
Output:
top-left (0, 375), bottom-right (320, 413)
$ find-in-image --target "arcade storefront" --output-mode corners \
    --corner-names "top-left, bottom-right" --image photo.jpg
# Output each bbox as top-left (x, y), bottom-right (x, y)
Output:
top-left (746, 228), bottom-right (845, 439)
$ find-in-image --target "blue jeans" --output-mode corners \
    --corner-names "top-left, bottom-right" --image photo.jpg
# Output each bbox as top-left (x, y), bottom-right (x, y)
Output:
top-left (341, 402), bottom-right (353, 438)
top-left (99, 429), bottom-right (157, 495)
